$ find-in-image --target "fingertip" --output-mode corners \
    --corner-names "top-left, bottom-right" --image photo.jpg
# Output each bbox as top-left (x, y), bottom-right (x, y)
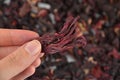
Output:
top-left (10, 30), bottom-right (40, 45)
top-left (0, 29), bottom-right (40, 46)
top-left (32, 58), bottom-right (41, 68)
top-left (27, 66), bottom-right (35, 76)
top-left (40, 53), bottom-right (45, 58)
top-left (11, 66), bottom-right (36, 80)
top-left (28, 31), bottom-right (39, 38)
top-left (24, 40), bottom-right (41, 56)
top-left (22, 66), bottom-right (36, 79)
top-left (18, 30), bottom-right (40, 40)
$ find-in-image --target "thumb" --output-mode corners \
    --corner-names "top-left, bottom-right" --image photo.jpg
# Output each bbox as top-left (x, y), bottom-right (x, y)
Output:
top-left (0, 40), bottom-right (41, 80)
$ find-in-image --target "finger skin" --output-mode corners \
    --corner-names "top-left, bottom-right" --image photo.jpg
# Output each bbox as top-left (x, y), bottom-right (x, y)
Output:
top-left (11, 58), bottom-right (41, 80)
top-left (0, 40), bottom-right (41, 80)
top-left (0, 29), bottom-right (39, 46)
top-left (0, 46), bottom-right (41, 67)
top-left (32, 58), bottom-right (41, 68)
top-left (11, 66), bottom-right (35, 80)
top-left (0, 47), bottom-right (44, 60)
top-left (0, 46), bottom-right (19, 59)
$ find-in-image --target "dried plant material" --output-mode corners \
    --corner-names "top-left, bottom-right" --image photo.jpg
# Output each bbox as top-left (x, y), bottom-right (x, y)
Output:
top-left (37, 9), bottom-right (48, 17)
top-left (19, 2), bottom-right (31, 17)
top-left (109, 48), bottom-right (120, 59)
top-left (88, 57), bottom-right (97, 64)
top-left (4, 0), bottom-right (11, 5)
top-left (38, 16), bottom-right (86, 54)
top-left (91, 66), bottom-right (103, 78)
top-left (1, 0), bottom-right (120, 80)
top-left (27, 0), bottom-right (39, 5)
top-left (38, 2), bottom-right (51, 10)
top-left (84, 69), bottom-right (90, 75)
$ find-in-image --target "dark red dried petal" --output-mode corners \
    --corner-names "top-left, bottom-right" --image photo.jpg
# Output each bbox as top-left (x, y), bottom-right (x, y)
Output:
top-left (108, 48), bottom-right (120, 59)
top-left (91, 66), bottom-right (103, 78)
top-left (38, 16), bottom-right (87, 54)
top-left (19, 2), bottom-right (31, 17)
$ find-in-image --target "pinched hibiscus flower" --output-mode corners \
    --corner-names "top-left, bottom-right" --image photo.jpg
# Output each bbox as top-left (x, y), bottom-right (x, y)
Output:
top-left (38, 16), bottom-right (86, 54)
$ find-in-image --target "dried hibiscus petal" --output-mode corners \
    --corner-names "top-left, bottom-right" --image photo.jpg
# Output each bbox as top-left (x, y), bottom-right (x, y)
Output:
top-left (37, 16), bottom-right (87, 54)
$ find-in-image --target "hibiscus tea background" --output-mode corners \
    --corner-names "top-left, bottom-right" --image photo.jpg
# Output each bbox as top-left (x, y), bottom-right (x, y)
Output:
top-left (0, 0), bottom-right (120, 80)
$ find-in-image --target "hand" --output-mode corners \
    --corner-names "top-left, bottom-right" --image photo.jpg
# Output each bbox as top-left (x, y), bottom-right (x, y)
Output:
top-left (0, 29), bottom-right (44, 80)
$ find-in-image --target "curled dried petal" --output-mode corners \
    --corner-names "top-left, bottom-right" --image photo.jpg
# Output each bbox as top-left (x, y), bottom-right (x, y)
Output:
top-left (38, 16), bottom-right (87, 54)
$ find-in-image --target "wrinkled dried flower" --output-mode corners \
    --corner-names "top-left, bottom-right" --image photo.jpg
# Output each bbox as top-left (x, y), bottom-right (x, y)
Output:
top-left (38, 16), bottom-right (87, 54)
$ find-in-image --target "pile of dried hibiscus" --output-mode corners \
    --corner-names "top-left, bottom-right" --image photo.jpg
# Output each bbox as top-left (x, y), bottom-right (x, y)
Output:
top-left (0, 0), bottom-right (120, 80)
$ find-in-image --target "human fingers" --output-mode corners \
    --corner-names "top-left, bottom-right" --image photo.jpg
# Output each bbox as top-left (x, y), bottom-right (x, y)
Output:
top-left (0, 29), bottom-right (39, 46)
top-left (0, 40), bottom-right (41, 80)
top-left (0, 46), bottom-right (19, 59)
top-left (10, 66), bottom-right (35, 80)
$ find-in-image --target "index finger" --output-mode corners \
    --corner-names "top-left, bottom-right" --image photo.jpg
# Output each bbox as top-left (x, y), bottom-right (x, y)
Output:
top-left (0, 29), bottom-right (39, 46)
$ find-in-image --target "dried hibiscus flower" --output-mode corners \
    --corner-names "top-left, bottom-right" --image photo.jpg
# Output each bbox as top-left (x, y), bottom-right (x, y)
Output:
top-left (38, 16), bottom-right (87, 54)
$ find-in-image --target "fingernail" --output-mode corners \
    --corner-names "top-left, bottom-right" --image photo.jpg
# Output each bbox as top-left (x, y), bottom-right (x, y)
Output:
top-left (25, 40), bottom-right (41, 55)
